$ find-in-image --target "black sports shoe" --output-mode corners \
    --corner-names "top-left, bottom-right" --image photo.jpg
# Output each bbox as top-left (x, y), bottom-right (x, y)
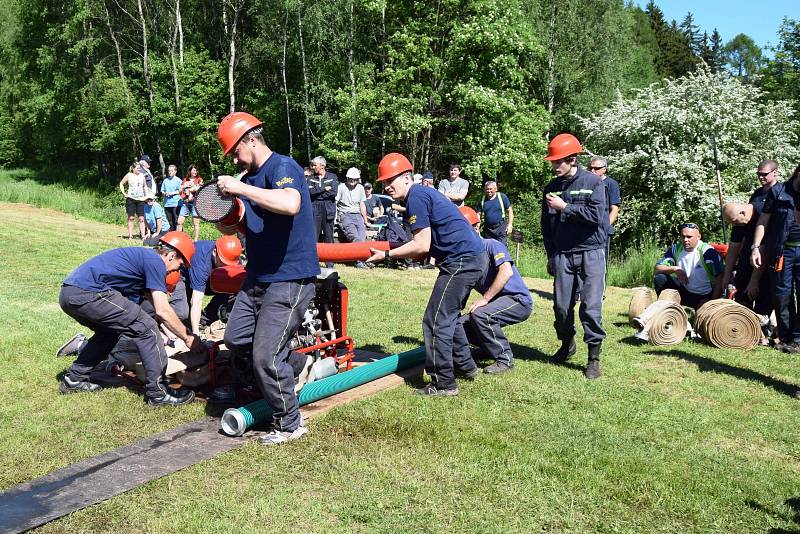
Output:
top-left (483, 361), bottom-right (514, 374)
top-left (147, 387), bottom-right (195, 406)
top-left (56, 333), bottom-right (86, 358)
top-left (59, 375), bottom-right (102, 394)
top-left (414, 383), bottom-right (459, 397)
top-left (584, 360), bottom-right (601, 380)
top-left (455, 367), bottom-right (480, 380)
top-left (549, 338), bottom-right (576, 364)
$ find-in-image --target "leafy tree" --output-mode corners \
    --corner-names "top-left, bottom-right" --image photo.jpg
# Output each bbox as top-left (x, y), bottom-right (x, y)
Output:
top-left (723, 33), bottom-right (763, 80)
top-left (577, 66), bottom-right (800, 249)
top-left (760, 18), bottom-right (800, 111)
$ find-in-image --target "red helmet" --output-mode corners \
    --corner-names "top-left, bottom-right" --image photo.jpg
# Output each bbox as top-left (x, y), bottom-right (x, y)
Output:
top-left (159, 231), bottom-right (195, 267)
top-left (377, 153), bottom-right (413, 183)
top-left (165, 270), bottom-right (181, 293)
top-left (217, 112), bottom-right (263, 156)
top-left (215, 235), bottom-right (243, 266)
top-left (459, 206), bottom-right (480, 226)
top-left (544, 133), bottom-right (583, 161)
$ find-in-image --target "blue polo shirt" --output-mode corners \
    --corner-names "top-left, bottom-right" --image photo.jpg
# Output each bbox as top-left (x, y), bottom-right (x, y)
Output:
top-left (604, 177), bottom-right (621, 234)
top-left (480, 239), bottom-right (532, 306)
top-left (477, 193), bottom-right (511, 226)
top-left (64, 247), bottom-right (167, 297)
top-left (242, 152), bottom-right (320, 282)
top-left (161, 176), bottom-right (182, 208)
top-left (405, 184), bottom-right (483, 262)
top-left (144, 202), bottom-right (170, 233)
top-left (185, 240), bottom-right (216, 293)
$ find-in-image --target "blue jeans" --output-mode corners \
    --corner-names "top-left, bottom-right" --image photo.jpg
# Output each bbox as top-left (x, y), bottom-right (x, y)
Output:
top-left (771, 245), bottom-right (800, 342)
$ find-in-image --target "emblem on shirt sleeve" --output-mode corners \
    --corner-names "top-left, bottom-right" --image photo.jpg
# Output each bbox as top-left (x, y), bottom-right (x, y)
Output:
top-left (276, 177), bottom-right (294, 187)
top-left (409, 215), bottom-right (417, 225)
top-left (494, 252), bottom-right (507, 261)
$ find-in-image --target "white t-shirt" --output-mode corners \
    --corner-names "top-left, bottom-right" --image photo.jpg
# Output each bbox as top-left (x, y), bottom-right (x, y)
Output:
top-left (677, 247), bottom-right (712, 294)
top-left (335, 183), bottom-right (366, 214)
top-left (125, 172), bottom-right (146, 201)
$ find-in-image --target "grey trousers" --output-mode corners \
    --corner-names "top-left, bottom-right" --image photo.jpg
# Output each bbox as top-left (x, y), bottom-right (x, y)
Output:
top-left (338, 212), bottom-right (366, 243)
top-left (552, 248), bottom-right (606, 346)
top-left (223, 277), bottom-right (315, 432)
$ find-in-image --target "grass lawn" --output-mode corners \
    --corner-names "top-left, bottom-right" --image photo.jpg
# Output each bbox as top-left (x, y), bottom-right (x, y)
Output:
top-left (1, 201), bottom-right (799, 533)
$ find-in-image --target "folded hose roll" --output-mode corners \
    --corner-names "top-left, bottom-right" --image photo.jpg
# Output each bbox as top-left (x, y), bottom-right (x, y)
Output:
top-left (695, 299), bottom-right (761, 349)
top-left (657, 288), bottom-right (681, 304)
top-left (628, 287), bottom-right (655, 326)
top-left (633, 300), bottom-right (688, 345)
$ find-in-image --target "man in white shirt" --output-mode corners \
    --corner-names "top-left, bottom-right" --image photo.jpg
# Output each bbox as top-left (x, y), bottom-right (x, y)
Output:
top-left (438, 163), bottom-right (469, 207)
top-left (653, 223), bottom-right (723, 309)
top-left (336, 167), bottom-right (369, 268)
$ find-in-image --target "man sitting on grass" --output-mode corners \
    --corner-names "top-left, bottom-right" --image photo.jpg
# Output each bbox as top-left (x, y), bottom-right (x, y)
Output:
top-left (653, 222), bottom-right (723, 310)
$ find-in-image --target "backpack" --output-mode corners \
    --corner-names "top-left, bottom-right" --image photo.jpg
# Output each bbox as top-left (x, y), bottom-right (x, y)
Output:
top-left (377, 213), bottom-right (412, 248)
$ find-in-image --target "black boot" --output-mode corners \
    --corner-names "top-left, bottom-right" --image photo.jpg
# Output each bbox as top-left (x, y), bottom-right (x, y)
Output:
top-left (549, 338), bottom-right (576, 364)
top-left (585, 345), bottom-right (601, 379)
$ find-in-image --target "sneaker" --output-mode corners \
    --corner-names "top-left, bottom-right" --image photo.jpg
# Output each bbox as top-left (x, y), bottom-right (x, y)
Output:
top-left (414, 383), bottom-right (459, 397)
top-left (781, 342), bottom-right (800, 354)
top-left (584, 360), bottom-right (601, 380)
top-left (56, 333), bottom-right (86, 358)
top-left (59, 374), bottom-right (102, 394)
top-left (208, 385), bottom-right (236, 403)
top-left (258, 423), bottom-right (308, 446)
top-left (295, 354), bottom-right (315, 393)
top-left (146, 387), bottom-right (195, 406)
top-left (483, 361), bottom-right (514, 374)
top-left (354, 261), bottom-right (370, 270)
top-left (549, 338), bottom-right (576, 364)
top-left (455, 367), bottom-right (479, 380)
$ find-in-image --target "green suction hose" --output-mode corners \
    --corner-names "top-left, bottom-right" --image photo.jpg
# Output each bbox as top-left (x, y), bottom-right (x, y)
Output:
top-left (220, 346), bottom-right (425, 436)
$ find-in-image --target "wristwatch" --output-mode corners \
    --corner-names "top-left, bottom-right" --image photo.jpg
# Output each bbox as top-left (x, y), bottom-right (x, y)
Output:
top-left (751, 244), bottom-right (761, 251)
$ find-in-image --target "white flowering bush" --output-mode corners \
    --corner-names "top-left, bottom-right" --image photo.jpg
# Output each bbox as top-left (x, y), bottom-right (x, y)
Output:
top-left (577, 66), bottom-right (800, 248)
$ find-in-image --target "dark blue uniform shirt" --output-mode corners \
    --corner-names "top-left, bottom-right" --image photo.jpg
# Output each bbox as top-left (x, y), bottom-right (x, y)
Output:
top-left (477, 193), bottom-right (511, 226)
top-left (406, 184), bottom-right (483, 262)
top-left (64, 247), bottom-right (167, 298)
top-left (541, 167), bottom-right (607, 256)
top-left (242, 152), bottom-right (321, 282)
top-left (186, 240), bottom-right (215, 293)
top-left (604, 176), bottom-right (621, 234)
top-left (480, 238), bottom-right (532, 306)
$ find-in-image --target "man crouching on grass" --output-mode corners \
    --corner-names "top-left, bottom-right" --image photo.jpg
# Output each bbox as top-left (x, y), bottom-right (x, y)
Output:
top-left (58, 232), bottom-right (206, 406)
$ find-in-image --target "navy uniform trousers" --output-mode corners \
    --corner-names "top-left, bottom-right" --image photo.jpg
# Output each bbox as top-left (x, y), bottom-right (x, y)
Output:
top-left (59, 284), bottom-right (170, 399)
top-left (452, 294), bottom-right (532, 369)
top-left (553, 248), bottom-right (606, 347)
top-left (422, 253), bottom-right (488, 389)
top-left (223, 277), bottom-right (315, 432)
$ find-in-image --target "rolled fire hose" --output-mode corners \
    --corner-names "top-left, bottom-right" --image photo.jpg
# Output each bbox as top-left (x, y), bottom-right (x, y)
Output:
top-left (633, 300), bottom-right (688, 345)
top-left (628, 287), bottom-right (655, 326)
top-left (657, 288), bottom-right (681, 304)
top-left (694, 299), bottom-right (761, 349)
top-left (220, 346), bottom-right (425, 436)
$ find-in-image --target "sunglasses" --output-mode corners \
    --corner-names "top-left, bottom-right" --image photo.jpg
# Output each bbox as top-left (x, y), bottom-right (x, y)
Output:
top-left (679, 223), bottom-right (698, 230)
top-left (756, 169), bottom-right (775, 177)
top-left (589, 166), bottom-right (606, 170)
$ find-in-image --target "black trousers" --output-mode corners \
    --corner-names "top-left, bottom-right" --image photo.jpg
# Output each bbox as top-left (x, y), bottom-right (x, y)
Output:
top-left (422, 253), bottom-right (489, 389)
top-left (223, 277), bottom-right (315, 431)
top-left (313, 201), bottom-right (335, 244)
top-left (59, 285), bottom-right (169, 398)
top-left (481, 221), bottom-right (508, 247)
top-left (164, 206), bottom-right (178, 232)
top-left (653, 274), bottom-right (711, 311)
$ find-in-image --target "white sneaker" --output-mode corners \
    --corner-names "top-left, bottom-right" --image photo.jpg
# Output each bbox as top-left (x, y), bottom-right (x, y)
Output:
top-left (258, 424), bottom-right (308, 446)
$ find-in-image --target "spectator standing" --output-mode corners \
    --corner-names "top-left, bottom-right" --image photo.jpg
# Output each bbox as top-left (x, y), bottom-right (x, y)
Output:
top-left (653, 223), bottom-right (723, 310)
top-left (143, 191), bottom-right (171, 245)
top-left (139, 155), bottom-right (157, 197)
top-left (438, 163), bottom-right (469, 206)
top-left (160, 164), bottom-right (182, 231)
top-left (541, 134), bottom-right (607, 379)
top-left (336, 168), bottom-right (370, 269)
top-left (589, 156), bottom-right (621, 264)
top-left (750, 162), bottom-right (800, 352)
top-left (422, 172), bottom-right (435, 188)
top-left (119, 164), bottom-right (147, 240)
top-left (363, 182), bottom-right (384, 225)
top-left (308, 156), bottom-right (338, 246)
top-left (476, 180), bottom-right (513, 246)
top-left (178, 164), bottom-right (203, 241)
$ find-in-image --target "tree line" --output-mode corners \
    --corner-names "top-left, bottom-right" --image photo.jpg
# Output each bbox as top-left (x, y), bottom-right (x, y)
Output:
top-left (0, 1), bottom-right (797, 242)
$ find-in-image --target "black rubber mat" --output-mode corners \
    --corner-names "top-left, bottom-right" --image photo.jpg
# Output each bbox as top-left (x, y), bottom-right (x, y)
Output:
top-left (0, 417), bottom-right (254, 533)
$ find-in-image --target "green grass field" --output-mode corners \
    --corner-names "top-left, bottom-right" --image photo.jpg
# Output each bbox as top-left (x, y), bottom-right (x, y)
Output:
top-left (1, 199), bottom-right (799, 533)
